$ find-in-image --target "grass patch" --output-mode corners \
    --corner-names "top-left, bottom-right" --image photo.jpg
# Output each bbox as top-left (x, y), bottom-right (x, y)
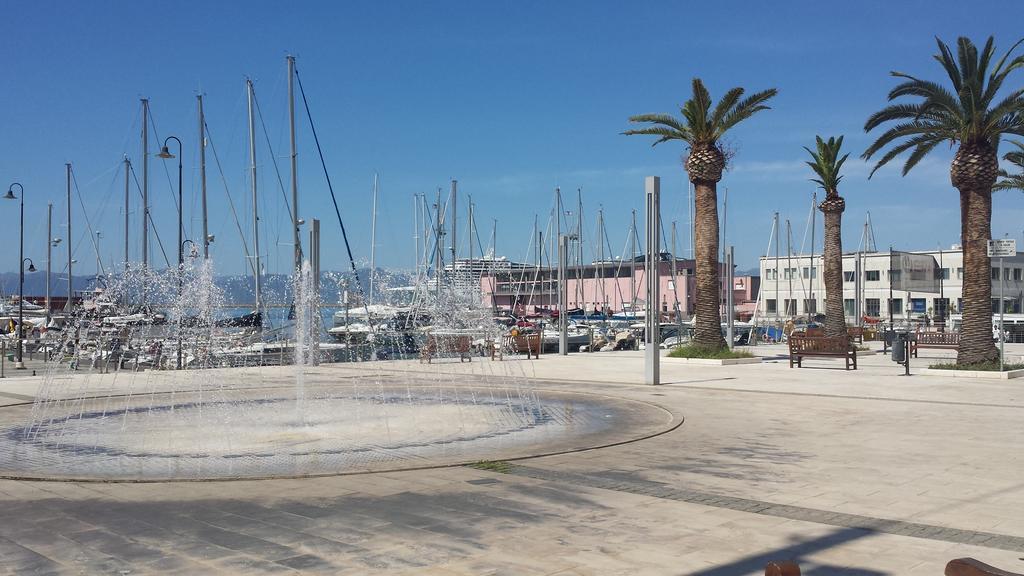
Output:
top-left (667, 344), bottom-right (754, 359)
top-left (929, 361), bottom-right (1024, 372)
top-left (467, 460), bottom-right (513, 473)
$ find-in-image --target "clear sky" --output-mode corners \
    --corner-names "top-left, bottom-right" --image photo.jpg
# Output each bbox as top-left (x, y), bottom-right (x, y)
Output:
top-left (3, 1), bottom-right (1024, 278)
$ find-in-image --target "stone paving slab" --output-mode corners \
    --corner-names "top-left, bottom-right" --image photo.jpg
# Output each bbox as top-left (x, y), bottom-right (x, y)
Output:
top-left (1, 351), bottom-right (1023, 574)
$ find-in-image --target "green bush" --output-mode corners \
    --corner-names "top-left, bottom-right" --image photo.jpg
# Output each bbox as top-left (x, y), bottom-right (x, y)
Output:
top-left (929, 361), bottom-right (1024, 372)
top-left (667, 345), bottom-right (754, 359)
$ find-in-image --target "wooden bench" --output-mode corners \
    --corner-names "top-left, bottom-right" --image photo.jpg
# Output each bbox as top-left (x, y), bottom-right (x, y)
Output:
top-left (419, 334), bottom-right (472, 364)
top-left (946, 558), bottom-right (1024, 576)
top-left (912, 330), bottom-right (959, 357)
top-left (764, 561), bottom-right (800, 576)
top-left (847, 326), bottom-right (864, 344)
top-left (491, 332), bottom-right (541, 360)
top-left (789, 335), bottom-right (857, 370)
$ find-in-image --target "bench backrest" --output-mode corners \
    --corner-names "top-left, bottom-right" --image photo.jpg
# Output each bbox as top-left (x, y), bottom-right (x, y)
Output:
top-left (789, 335), bottom-right (848, 353)
top-left (916, 331), bottom-right (960, 345)
top-left (427, 334), bottom-right (471, 353)
top-left (504, 332), bottom-right (541, 353)
top-left (945, 557), bottom-right (1024, 576)
top-left (847, 327), bottom-right (864, 336)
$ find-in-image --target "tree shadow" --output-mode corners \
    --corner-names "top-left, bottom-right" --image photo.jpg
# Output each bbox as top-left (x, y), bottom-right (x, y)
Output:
top-left (685, 526), bottom-right (890, 576)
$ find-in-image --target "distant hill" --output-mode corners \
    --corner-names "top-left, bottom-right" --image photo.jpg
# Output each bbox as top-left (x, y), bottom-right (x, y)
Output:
top-left (0, 268), bottom-right (414, 306)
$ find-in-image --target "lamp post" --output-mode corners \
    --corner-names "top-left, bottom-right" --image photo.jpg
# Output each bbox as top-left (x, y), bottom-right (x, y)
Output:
top-left (4, 183), bottom-right (30, 369)
top-left (158, 136), bottom-right (183, 369)
top-left (178, 239), bottom-right (199, 370)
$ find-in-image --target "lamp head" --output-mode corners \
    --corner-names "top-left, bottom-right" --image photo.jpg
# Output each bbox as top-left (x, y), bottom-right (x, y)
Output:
top-left (52, 238), bottom-right (62, 245)
top-left (157, 145), bottom-right (175, 159)
top-left (2, 189), bottom-right (15, 200)
top-left (206, 234), bottom-right (215, 243)
top-left (27, 262), bottom-right (36, 273)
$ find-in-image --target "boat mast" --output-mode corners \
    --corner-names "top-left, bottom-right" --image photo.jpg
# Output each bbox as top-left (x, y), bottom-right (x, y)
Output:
top-left (576, 188), bottom-right (583, 309)
top-left (65, 163), bottom-right (72, 311)
top-left (46, 202), bottom-right (52, 325)
top-left (141, 98), bottom-right (149, 271)
top-left (198, 95), bottom-right (209, 259)
top-left (630, 209), bottom-right (637, 314)
top-left (468, 195), bottom-right (474, 300)
top-left (288, 55), bottom-right (300, 272)
top-left (247, 78), bottom-right (262, 314)
top-left (774, 211), bottom-right (780, 325)
top-left (369, 172), bottom-right (378, 304)
top-left (450, 179), bottom-right (457, 272)
top-left (435, 188), bottom-right (443, 300)
top-left (786, 219), bottom-right (793, 317)
top-left (597, 207), bottom-right (605, 314)
top-left (124, 157), bottom-right (130, 270)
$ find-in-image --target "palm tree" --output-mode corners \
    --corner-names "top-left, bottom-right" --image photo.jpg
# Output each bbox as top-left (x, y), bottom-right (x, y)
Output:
top-left (862, 36), bottom-right (1024, 366)
top-left (804, 136), bottom-right (849, 339)
top-left (994, 140), bottom-right (1024, 192)
top-left (624, 78), bottom-right (777, 350)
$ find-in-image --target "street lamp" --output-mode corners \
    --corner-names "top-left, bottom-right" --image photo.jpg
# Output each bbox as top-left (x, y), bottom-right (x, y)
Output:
top-left (4, 183), bottom-right (30, 369)
top-left (158, 136), bottom-right (184, 369)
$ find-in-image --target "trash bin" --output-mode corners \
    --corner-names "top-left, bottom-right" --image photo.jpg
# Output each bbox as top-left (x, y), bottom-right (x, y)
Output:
top-left (891, 332), bottom-right (906, 363)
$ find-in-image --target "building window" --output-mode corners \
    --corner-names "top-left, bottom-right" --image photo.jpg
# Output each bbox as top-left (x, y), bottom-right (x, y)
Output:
top-left (802, 267), bottom-right (816, 279)
top-left (1005, 268), bottom-right (1012, 280)
top-left (843, 271), bottom-right (855, 282)
top-left (992, 299), bottom-right (1001, 313)
top-left (889, 269), bottom-right (901, 282)
top-left (866, 270), bottom-right (880, 282)
top-left (957, 298), bottom-right (963, 313)
top-left (1015, 268), bottom-right (1022, 281)
top-left (910, 298), bottom-right (926, 314)
top-left (843, 299), bottom-right (855, 316)
top-left (803, 299), bottom-right (817, 314)
top-left (866, 298), bottom-right (880, 317)
top-left (938, 268), bottom-right (950, 280)
top-left (992, 267), bottom-right (1000, 280)
top-left (784, 299), bottom-right (797, 316)
top-left (934, 298), bottom-right (949, 318)
top-left (766, 299), bottom-right (777, 314)
top-left (957, 267), bottom-right (964, 279)
top-left (889, 298), bottom-right (903, 315)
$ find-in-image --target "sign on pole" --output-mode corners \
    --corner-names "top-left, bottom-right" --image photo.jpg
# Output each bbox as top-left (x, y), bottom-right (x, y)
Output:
top-left (988, 239), bottom-right (1017, 258)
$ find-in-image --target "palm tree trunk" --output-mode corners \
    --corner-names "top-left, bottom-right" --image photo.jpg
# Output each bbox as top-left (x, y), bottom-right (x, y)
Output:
top-left (693, 181), bottom-right (726, 349)
top-left (822, 205), bottom-right (847, 339)
top-left (957, 185), bottom-right (999, 365)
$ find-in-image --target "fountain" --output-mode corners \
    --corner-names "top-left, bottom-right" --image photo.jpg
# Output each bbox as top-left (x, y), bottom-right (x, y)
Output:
top-left (0, 260), bottom-right (675, 481)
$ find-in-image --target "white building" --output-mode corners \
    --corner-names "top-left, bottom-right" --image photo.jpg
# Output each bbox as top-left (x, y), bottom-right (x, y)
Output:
top-left (757, 246), bottom-right (1024, 323)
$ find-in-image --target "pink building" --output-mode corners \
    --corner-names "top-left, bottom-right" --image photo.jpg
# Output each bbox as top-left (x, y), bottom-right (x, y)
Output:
top-left (480, 255), bottom-right (755, 318)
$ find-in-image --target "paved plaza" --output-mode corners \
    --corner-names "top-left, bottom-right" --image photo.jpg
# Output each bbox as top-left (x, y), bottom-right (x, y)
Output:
top-left (1, 343), bottom-right (1023, 575)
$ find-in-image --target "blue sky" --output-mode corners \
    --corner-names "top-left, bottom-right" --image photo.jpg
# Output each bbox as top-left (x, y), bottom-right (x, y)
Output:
top-left (2, 1), bottom-right (1024, 278)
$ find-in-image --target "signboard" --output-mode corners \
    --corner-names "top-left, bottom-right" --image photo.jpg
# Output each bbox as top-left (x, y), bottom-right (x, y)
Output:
top-left (889, 251), bottom-right (940, 293)
top-left (988, 239), bottom-right (1017, 258)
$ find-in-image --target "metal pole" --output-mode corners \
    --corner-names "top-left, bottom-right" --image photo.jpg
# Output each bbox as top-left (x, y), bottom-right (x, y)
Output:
top-left (288, 55), bottom-right (300, 271)
top-left (558, 234), bottom-right (568, 355)
top-left (123, 158), bottom-right (130, 269)
top-left (644, 176), bottom-right (661, 385)
top-left (310, 218), bottom-right (320, 365)
top-left (810, 192), bottom-right (816, 319)
top-left (726, 246), bottom-right (735, 349)
top-left (66, 164), bottom-right (72, 312)
top-left (999, 254), bottom-right (1007, 368)
top-left (198, 95), bottom-right (209, 259)
top-left (15, 183), bottom-right (25, 369)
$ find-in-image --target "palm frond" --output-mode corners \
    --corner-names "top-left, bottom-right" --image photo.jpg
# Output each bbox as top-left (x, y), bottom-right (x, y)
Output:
top-left (865, 35), bottom-right (1024, 178)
